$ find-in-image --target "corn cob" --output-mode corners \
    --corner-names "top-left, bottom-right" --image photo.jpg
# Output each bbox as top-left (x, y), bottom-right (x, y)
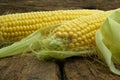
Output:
top-left (0, 9), bottom-right (102, 42)
top-left (0, 11), bottom-right (111, 58)
top-left (51, 11), bottom-right (111, 51)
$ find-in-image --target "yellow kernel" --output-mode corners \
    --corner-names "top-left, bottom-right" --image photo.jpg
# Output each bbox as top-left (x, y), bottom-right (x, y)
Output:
top-left (69, 31), bottom-right (74, 37)
top-left (62, 32), bottom-right (68, 38)
top-left (75, 26), bottom-right (81, 31)
top-left (36, 25), bottom-right (41, 29)
top-left (65, 27), bottom-right (71, 32)
top-left (81, 30), bottom-right (85, 34)
top-left (86, 33), bottom-right (89, 38)
top-left (72, 28), bottom-right (77, 32)
top-left (12, 27), bottom-right (17, 31)
top-left (89, 33), bottom-right (93, 37)
top-left (32, 20), bottom-right (36, 24)
top-left (0, 31), bottom-right (2, 36)
top-left (90, 25), bottom-right (95, 30)
top-left (21, 26), bottom-right (25, 31)
top-left (72, 33), bottom-right (78, 38)
top-left (11, 33), bottom-right (15, 37)
top-left (77, 32), bottom-right (82, 36)
top-left (17, 32), bottom-right (21, 36)
top-left (27, 31), bottom-right (30, 35)
top-left (32, 26), bottom-right (36, 30)
top-left (82, 35), bottom-right (86, 39)
top-left (77, 37), bottom-right (82, 42)
top-left (15, 21), bottom-right (19, 26)
top-left (55, 32), bottom-right (62, 37)
top-left (59, 28), bottom-right (64, 32)
top-left (88, 39), bottom-right (92, 43)
top-left (3, 33), bottom-right (7, 37)
top-left (28, 31), bottom-right (32, 34)
top-left (15, 32), bottom-right (19, 37)
top-left (84, 29), bottom-right (88, 33)
top-left (22, 26), bottom-right (26, 31)
top-left (75, 42), bottom-right (80, 46)
top-left (26, 25), bottom-right (30, 30)
top-left (92, 31), bottom-right (95, 35)
top-left (8, 27), bottom-right (13, 32)
top-left (81, 23), bottom-right (87, 27)
top-left (1, 27), bottom-right (5, 32)
top-left (84, 39), bottom-right (88, 44)
top-left (81, 41), bottom-right (85, 45)
top-left (22, 32), bottom-right (25, 36)
top-left (72, 39), bottom-right (77, 43)
top-left (69, 43), bottom-right (75, 48)
top-left (79, 46), bottom-right (85, 50)
top-left (91, 37), bottom-right (95, 40)
top-left (86, 27), bottom-right (91, 32)
top-left (74, 21), bottom-right (81, 26)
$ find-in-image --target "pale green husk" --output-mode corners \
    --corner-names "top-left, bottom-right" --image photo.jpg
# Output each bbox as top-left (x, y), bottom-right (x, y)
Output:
top-left (0, 30), bottom-right (42, 58)
top-left (96, 8), bottom-right (120, 75)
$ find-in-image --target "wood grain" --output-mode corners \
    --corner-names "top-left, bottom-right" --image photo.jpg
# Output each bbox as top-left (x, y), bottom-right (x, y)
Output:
top-left (0, 54), bottom-right (60, 80)
top-left (64, 57), bottom-right (120, 80)
top-left (0, 0), bottom-right (120, 14)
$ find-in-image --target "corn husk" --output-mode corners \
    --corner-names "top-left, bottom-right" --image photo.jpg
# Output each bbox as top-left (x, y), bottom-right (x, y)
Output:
top-left (96, 8), bottom-right (120, 75)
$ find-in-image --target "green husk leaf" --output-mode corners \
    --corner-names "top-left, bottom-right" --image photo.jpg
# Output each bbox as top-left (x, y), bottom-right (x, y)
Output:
top-left (96, 30), bottom-right (120, 75)
top-left (96, 8), bottom-right (120, 75)
top-left (0, 30), bottom-right (42, 58)
top-left (34, 50), bottom-right (94, 60)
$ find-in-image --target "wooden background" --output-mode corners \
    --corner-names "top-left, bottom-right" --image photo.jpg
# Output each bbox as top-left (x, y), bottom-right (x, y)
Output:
top-left (0, 0), bottom-right (120, 80)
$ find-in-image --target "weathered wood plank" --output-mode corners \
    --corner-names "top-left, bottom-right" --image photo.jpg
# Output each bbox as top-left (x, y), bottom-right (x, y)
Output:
top-left (0, 54), bottom-right (60, 80)
top-left (0, 0), bottom-right (120, 14)
top-left (64, 57), bottom-right (120, 80)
